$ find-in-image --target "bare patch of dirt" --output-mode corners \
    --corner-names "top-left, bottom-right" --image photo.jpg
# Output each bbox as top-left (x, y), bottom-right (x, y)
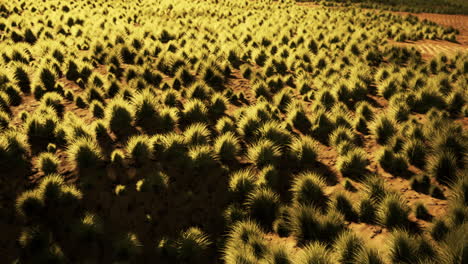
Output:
top-left (225, 69), bottom-right (256, 116)
top-left (389, 38), bottom-right (467, 60)
top-left (348, 222), bottom-right (389, 249)
top-left (264, 233), bottom-right (300, 253)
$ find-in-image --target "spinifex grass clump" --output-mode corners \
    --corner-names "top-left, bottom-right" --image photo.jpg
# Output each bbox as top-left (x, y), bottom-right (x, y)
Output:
top-left (411, 88), bottom-right (446, 113)
top-left (377, 78), bottom-right (399, 100)
top-left (274, 89), bottom-right (293, 113)
top-left (40, 92), bottom-right (64, 117)
top-left (414, 202), bottom-right (432, 221)
top-left (337, 147), bottom-right (369, 181)
top-left (288, 135), bottom-right (319, 170)
top-left (354, 247), bottom-right (385, 264)
top-left (175, 227), bottom-right (211, 264)
top-left (329, 126), bottom-right (358, 147)
top-left (256, 121), bottom-right (292, 148)
top-left (67, 138), bottom-right (103, 171)
top-left (310, 109), bottom-right (335, 143)
top-left (388, 102), bottom-right (411, 123)
top-left (273, 206), bottom-right (292, 238)
top-left (13, 64), bottom-right (31, 93)
top-left (286, 105), bottom-right (311, 134)
top-left (0, 92), bottom-right (10, 115)
top-left (430, 185), bottom-right (446, 200)
top-left (333, 231), bottom-right (365, 264)
top-left (436, 223), bottom-right (468, 264)
top-left (377, 147), bottom-right (409, 176)
top-left (90, 101), bottom-right (105, 119)
top-left (291, 172), bottom-right (329, 211)
top-left (223, 220), bottom-right (268, 264)
top-left (263, 244), bottom-right (292, 264)
top-left (37, 152), bottom-right (60, 175)
top-left (188, 145), bottom-right (218, 172)
top-left (330, 104), bottom-right (353, 129)
top-left (387, 230), bottom-right (438, 264)
top-left (0, 131), bottom-right (29, 169)
top-left (371, 115), bottom-right (397, 145)
top-left (289, 204), bottom-right (345, 245)
top-left (245, 188), bottom-right (280, 230)
top-left (110, 149), bottom-right (125, 168)
top-left (181, 99), bottom-right (209, 127)
top-left (256, 165), bottom-right (282, 195)
top-left (125, 135), bottom-right (153, 167)
top-left (431, 124), bottom-right (466, 167)
top-left (136, 171), bottom-right (169, 193)
top-left (201, 63), bottom-right (225, 90)
top-left (247, 139), bottom-right (282, 169)
top-left (213, 132), bottom-right (240, 164)
top-left (16, 174), bottom-right (82, 223)
top-left (315, 90), bottom-right (336, 111)
top-left (16, 189), bottom-right (44, 222)
top-left (253, 81), bottom-right (272, 100)
top-left (446, 89), bottom-right (466, 117)
top-left (389, 134), bottom-right (406, 154)
top-left (25, 112), bottom-right (59, 149)
top-left (431, 219), bottom-right (449, 242)
top-left (131, 90), bottom-right (159, 132)
top-left (62, 113), bottom-right (94, 143)
top-left (209, 93), bottom-right (228, 120)
top-left (295, 242), bottom-right (336, 264)
top-left (187, 81), bottom-right (212, 101)
top-left (162, 90), bottom-right (180, 107)
top-left (71, 213), bottom-right (103, 254)
top-left (0, 110), bottom-right (9, 130)
top-left (333, 192), bottom-right (358, 222)
top-left (336, 141), bottom-right (355, 156)
top-left (360, 176), bottom-right (389, 215)
top-left (159, 133), bottom-right (190, 167)
top-left (184, 123), bottom-right (211, 146)
top-left (237, 113), bottom-right (263, 140)
top-left (4, 85), bottom-right (22, 106)
top-left (403, 138), bottom-right (427, 168)
top-left (427, 151), bottom-right (458, 185)
top-left (410, 174), bottom-right (431, 194)
top-left (86, 85), bottom-right (105, 105)
top-left (35, 65), bottom-right (57, 98)
top-left (228, 169), bottom-right (257, 203)
top-left (356, 102), bottom-right (374, 122)
top-left (377, 193), bottom-right (410, 229)
top-left (105, 98), bottom-right (134, 137)
top-left (223, 204), bottom-right (248, 226)
top-left (359, 197), bottom-right (378, 224)
top-left (451, 176), bottom-right (468, 210)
